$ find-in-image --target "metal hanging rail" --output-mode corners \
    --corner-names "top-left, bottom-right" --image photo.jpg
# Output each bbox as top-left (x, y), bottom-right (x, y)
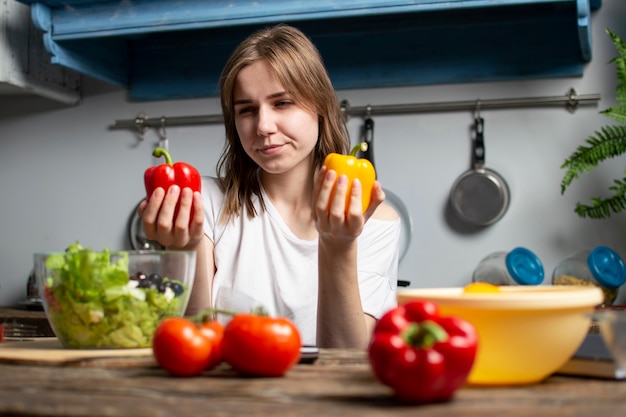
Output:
top-left (112, 88), bottom-right (600, 136)
top-left (340, 88), bottom-right (600, 118)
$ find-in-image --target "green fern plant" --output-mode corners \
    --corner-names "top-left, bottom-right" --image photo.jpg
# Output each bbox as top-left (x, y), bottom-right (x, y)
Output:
top-left (561, 28), bottom-right (626, 219)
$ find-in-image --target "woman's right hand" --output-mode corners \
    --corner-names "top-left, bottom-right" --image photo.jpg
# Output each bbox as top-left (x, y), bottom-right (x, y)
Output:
top-left (312, 166), bottom-right (385, 243)
top-left (138, 185), bottom-right (205, 249)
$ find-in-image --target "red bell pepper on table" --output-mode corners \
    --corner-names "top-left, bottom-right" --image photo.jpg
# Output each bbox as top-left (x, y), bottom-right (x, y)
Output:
top-left (144, 147), bottom-right (201, 197)
top-left (368, 300), bottom-right (478, 404)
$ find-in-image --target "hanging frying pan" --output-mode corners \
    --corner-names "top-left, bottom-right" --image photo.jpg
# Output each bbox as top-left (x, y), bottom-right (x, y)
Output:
top-left (359, 116), bottom-right (413, 272)
top-left (449, 117), bottom-right (510, 226)
top-left (128, 199), bottom-right (165, 250)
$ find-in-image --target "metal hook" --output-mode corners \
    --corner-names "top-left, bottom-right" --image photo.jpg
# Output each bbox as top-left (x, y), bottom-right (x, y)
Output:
top-left (365, 105), bottom-right (372, 119)
top-left (566, 88), bottom-right (579, 114)
top-left (134, 111), bottom-right (149, 141)
top-left (340, 99), bottom-right (350, 122)
top-left (474, 99), bottom-right (481, 120)
top-left (158, 117), bottom-right (169, 152)
top-left (159, 117), bottom-right (167, 140)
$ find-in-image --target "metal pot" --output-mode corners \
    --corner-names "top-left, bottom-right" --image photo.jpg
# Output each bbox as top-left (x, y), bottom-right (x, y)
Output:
top-left (449, 117), bottom-right (510, 226)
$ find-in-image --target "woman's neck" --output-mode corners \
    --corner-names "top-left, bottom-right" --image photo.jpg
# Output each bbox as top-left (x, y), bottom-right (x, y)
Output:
top-left (260, 164), bottom-right (318, 240)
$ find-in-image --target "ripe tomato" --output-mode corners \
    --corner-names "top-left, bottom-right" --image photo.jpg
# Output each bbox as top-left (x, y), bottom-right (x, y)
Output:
top-left (222, 313), bottom-right (301, 377)
top-left (199, 320), bottom-right (224, 370)
top-left (152, 317), bottom-right (212, 377)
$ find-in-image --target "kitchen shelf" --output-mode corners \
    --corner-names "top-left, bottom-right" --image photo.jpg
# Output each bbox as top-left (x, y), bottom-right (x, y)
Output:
top-left (0, 1), bottom-right (80, 104)
top-left (16, 0), bottom-right (602, 101)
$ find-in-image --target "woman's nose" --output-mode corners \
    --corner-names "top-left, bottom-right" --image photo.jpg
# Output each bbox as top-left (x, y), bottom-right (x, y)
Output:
top-left (256, 106), bottom-right (276, 137)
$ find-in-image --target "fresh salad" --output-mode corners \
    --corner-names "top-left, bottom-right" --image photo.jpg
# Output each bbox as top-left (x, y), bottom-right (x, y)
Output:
top-left (42, 242), bottom-right (187, 348)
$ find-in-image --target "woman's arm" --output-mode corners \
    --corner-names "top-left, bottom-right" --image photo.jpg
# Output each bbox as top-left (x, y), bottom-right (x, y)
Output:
top-left (314, 168), bottom-right (391, 348)
top-left (139, 186), bottom-right (216, 315)
top-left (184, 235), bottom-right (215, 316)
top-left (317, 236), bottom-right (375, 348)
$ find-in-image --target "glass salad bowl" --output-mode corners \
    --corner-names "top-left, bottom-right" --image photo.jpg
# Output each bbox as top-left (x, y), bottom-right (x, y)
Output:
top-left (35, 244), bottom-right (196, 349)
top-left (595, 308), bottom-right (626, 378)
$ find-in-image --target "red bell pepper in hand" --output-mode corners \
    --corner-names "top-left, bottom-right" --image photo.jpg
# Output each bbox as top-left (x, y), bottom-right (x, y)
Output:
top-left (368, 300), bottom-right (478, 404)
top-left (144, 147), bottom-right (201, 198)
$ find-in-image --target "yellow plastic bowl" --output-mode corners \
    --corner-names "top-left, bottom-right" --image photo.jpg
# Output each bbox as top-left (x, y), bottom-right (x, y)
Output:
top-left (397, 285), bottom-right (603, 385)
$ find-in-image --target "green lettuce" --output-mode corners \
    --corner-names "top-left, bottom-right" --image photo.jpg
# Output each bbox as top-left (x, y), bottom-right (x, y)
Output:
top-left (43, 243), bottom-right (184, 348)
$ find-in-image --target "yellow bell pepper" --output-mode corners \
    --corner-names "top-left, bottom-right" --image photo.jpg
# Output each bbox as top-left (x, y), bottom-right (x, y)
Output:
top-left (323, 142), bottom-right (376, 213)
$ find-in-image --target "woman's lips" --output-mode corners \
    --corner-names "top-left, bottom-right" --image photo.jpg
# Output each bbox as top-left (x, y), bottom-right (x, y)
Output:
top-left (259, 144), bottom-right (284, 155)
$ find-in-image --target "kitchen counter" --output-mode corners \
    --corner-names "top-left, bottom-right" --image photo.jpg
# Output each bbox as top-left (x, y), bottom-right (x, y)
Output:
top-left (0, 307), bottom-right (54, 337)
top-left (0, 344), bottom-right (624, 417)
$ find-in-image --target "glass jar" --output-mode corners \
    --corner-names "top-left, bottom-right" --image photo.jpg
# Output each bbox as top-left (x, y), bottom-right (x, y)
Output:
top-left (552, 246), bottom-right (626, 306)
top-left (472, 247), bottom-right (545, 286)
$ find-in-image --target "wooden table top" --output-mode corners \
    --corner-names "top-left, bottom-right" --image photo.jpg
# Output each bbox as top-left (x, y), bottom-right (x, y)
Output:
top-left (0, 346), bottom-right (624, 417)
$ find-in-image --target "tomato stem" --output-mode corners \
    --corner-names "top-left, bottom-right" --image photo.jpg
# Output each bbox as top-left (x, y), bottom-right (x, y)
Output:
top-left (192, 305), bottom-right (270, 323)
top-left (349, 142), bottom-right (368, 156)
top-left (251, 306), bottom-right (269, 316)
top-left (153, 147), bottom-right (173, 165)
top-left (192, 307), bottom-right (237, 323)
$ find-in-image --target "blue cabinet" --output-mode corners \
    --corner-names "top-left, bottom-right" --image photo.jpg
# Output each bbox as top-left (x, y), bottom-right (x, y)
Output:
top-left (16, 0), bottom-right (602, 101)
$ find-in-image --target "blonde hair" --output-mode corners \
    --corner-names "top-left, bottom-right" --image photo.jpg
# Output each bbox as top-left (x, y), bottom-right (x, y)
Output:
top-left (216, 24), bottom-right (349, 222)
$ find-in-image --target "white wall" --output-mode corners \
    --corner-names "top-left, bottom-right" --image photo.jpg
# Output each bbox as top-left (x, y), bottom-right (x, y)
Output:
top-left (1, 1), bottom-right (626, 306)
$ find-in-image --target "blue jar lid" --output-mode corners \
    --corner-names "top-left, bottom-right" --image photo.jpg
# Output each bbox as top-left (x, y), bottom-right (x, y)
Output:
top-left (505, 247), bottom-right (545, 285)
top-left (587, 246), bottom-right (626, 289)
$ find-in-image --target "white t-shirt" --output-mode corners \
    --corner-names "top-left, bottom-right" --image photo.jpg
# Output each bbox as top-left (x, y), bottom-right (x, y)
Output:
top-left (201, 176), bottom-right (400, 345)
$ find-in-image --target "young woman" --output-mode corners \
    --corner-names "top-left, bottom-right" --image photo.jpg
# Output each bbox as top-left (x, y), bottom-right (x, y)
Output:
top-left (139, 24), bottom-right (400, 349)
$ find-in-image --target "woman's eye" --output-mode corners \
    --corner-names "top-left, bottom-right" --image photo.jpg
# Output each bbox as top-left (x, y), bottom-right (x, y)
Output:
top-left (236, 106), bottom-right (255, 115)
top-left (275, 100), bottom-right (293, 108)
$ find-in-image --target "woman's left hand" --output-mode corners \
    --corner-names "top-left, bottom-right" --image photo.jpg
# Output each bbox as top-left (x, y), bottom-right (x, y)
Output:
top-left (312, 166), bottom-right (385, 241)
top-left (138, 185), bottom-right (205, 250)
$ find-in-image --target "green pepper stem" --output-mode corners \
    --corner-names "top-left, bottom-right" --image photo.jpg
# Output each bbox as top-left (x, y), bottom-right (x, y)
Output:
top-left (402, 320), bottom-right (449, 349)
top-left (153, 147), bottom-right (173, 165)
top-left (349, 142), bottom-right (368, 156)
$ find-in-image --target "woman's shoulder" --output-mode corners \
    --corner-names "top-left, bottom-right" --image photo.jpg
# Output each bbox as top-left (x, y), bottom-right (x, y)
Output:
top-left (202, 176), bottom-right (221, 192)
top-left (201, 176), bottom-right (225, 210)
top-left (371, 201), bottom-right (400, 221)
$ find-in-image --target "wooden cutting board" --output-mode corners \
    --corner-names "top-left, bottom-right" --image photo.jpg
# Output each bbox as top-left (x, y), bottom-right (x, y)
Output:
top-left (0, 338), bottom-right (154, 367)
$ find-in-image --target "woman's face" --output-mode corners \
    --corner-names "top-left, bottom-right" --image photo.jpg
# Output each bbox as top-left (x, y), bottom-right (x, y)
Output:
top-left (233, 59), bottom-right (319, 176)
